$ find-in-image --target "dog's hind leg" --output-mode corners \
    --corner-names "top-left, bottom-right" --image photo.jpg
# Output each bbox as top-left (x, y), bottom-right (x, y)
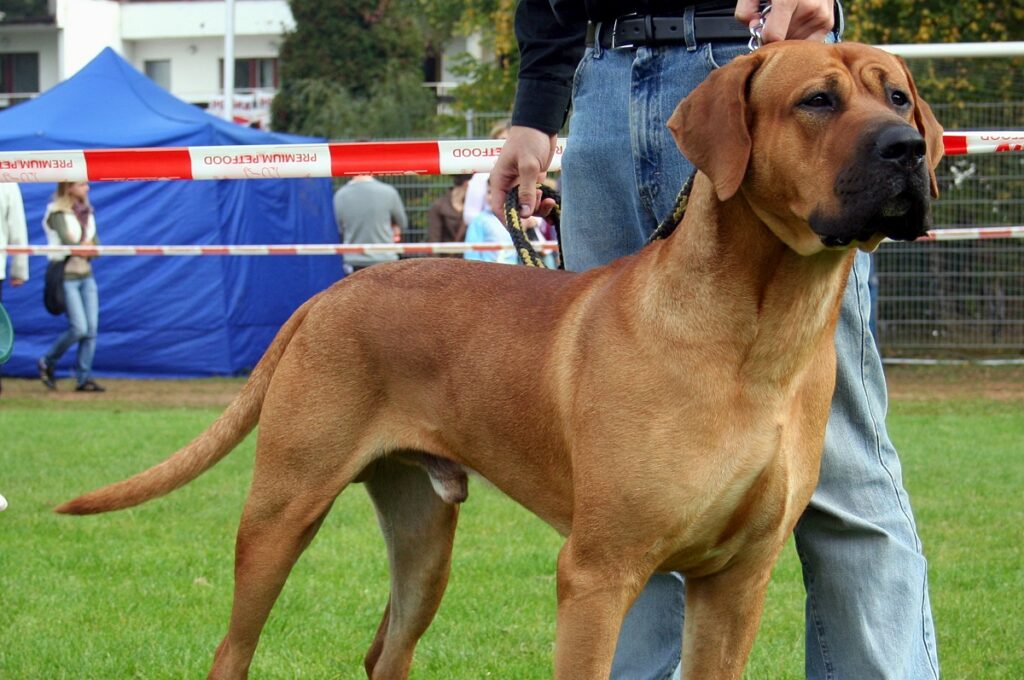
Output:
top-left (207, 439), bottom-right (362, 680)
top-left (361, 457), bottom-right (461, 680)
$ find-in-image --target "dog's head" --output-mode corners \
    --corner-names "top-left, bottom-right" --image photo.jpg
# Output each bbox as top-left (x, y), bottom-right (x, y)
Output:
top-left (667, 41), bottom-right (944, 255)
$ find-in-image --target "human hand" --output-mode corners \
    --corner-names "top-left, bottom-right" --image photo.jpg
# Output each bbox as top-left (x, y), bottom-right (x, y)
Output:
top-left (488, 126), bottom-right (558, 221)
top-left (735, 0), bottom-right (835, 43)
top-left (9, 277), bottom-right (25, 287)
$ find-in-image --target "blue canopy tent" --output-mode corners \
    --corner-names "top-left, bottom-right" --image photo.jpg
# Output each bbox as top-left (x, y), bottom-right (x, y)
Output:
top-left (0, 48), bottom-right (342, 379)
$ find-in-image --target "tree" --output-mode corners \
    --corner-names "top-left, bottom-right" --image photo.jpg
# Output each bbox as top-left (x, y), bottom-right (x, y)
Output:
top-left (847, 0), bottom-right (1023, 45)
top-left (416, 0), bottom-right (519, 125)
top-left (271, 0), bottom-right (439, 139)
top-left (845, 0), bottom-right (1024, 114)
top-left (431, 0), bottom-right (1024, 120)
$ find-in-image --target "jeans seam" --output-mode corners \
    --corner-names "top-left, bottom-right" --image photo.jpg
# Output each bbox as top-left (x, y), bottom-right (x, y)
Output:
top-left (631, 49), bottom-right (653, 231)
top-left (854, 258), bottom-right (940, 678)
top-left (636, 48), bottom-right (673, 233)
top-left (853, 259), bottom-right (920, 547)
top-left (920, 571), bottom-right (940, 679)
top-left (573, 48), bottom-right (597, 99)
top-left (648, 49), bottom-right (666, 227)
top-left (797, 544), bottom-right (835, 680)
top-left (703, 42), bottom-right (722, 70)
top-left (703, 41), bottom-right (748, 71)
top-left (657, 657), bottom-right (681, 680)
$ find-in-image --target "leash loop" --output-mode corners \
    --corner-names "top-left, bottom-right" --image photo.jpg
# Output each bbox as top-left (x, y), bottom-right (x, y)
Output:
top-left (503, 169), bottom-right (694, 266)
top-left (503, 186), bottom-right (563, 269)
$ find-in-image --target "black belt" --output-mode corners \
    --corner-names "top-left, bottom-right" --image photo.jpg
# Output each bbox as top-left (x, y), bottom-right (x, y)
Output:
top-left (586, 2), bottom-right (767, 49)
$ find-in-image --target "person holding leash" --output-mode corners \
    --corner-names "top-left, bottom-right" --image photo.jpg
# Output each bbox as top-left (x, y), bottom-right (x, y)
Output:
top-left (490, 1), bottom-right (940, 678)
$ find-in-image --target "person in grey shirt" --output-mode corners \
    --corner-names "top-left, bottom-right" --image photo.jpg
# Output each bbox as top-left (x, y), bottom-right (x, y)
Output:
top-left (333, 175), bottom-right (409, 272)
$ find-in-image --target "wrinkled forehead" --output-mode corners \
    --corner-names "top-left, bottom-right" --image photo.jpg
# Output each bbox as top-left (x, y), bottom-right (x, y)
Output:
top-left (749, 42), bottom-right (912, 103)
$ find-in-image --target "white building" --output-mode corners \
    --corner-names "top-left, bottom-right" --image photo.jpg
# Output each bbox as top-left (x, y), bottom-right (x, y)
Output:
top-left (0, 0), bottom-right (482, 127)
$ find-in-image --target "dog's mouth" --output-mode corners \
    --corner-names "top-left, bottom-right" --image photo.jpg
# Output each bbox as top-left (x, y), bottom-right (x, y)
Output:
top-left (812, 201), bottom-right (929, 247)
top-left (867, 187), bottom-right (930, 243)
top-left (881, 193), bottom-right (912, 218)
top-left (811, 173), bottom-right (931, 249)
top-left (809, 121), bottom-right (937, 249)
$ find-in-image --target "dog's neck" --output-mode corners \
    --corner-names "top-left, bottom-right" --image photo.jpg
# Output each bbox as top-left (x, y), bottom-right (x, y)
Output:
top-left (641, 173), bottom-right (854, 389)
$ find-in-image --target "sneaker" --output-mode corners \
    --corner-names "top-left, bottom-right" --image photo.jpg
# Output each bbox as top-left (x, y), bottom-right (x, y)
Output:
top-left (37, 358), bottom-right (56, 390)
top-left (75, 380), bottom-right (106, 393)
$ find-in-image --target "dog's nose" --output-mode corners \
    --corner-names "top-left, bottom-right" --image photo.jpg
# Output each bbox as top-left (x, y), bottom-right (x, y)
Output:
top-left (876, 125), bottom-right (926, 168)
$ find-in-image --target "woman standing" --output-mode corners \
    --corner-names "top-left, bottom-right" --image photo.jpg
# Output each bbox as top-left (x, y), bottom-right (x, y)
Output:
top-left (37, 181), bottom-right (104, 392)
top-left (426, 174), bottom-right (470, 252)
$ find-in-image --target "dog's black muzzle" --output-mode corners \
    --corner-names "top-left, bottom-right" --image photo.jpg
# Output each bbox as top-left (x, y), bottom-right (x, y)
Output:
top-left (810, 122), bottom-right (933, 247)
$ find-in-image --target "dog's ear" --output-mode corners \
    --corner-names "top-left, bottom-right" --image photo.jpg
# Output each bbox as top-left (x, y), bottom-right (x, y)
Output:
top-left (897, 55), bottom-right (944, 198)
top-left (667, 52), bottom-right (763, 201)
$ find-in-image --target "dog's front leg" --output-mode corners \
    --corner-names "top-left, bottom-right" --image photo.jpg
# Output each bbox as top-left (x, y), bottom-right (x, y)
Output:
top-left (552, 539), bottom-right (648, 679)
top-left (680, 552), bottom-right (780, 680)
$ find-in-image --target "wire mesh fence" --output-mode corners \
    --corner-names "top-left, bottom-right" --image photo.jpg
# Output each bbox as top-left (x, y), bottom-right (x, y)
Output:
top-left (876, 240), bottom-right (1023, 359)
top-left (876, 97), bottom-right (1024, 360)
top-left (367, 67), bottom-right (1024, 361)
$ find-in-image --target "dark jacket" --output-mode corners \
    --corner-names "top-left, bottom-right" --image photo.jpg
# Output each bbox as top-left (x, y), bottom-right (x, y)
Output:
top-left (513, 0), bottom-right (705, 134)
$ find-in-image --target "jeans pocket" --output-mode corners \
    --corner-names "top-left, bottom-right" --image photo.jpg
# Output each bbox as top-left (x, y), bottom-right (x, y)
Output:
top-left (571, 47), bottom-right (597, 100)
top-left (705, 41), bottom-right (750, 70)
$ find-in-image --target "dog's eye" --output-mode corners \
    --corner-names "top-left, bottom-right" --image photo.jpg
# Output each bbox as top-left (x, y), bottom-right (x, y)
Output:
top-left (890, 90), bottom-right (910, 107)
top-left (800, 92), bottom-right (835, 110)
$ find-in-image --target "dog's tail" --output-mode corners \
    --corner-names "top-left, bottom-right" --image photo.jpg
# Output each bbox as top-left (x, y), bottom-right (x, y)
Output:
top-left (54, 295), bottom-right (320, 516)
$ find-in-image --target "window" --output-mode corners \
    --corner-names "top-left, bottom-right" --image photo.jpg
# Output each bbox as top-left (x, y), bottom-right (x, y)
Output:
top-left (219, 58), bottom-right (278, 90)
top-left (0, 53), bottom-right (39, 95)
top-left (0, 1), bottom-right (49, 22)
top-left (144, 59), bottom-right (171, 90)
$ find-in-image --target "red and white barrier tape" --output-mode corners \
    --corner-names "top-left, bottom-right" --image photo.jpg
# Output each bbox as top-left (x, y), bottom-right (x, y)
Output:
top-left (942, 131), bottom-right (1024, 156)
top-left (0, 140), bottom-right (559, 183)
top-left (0, 132), bottom-right (1019, 184)
top-left (912, 226), bottom-right (1024, 242)
top-left (2, 228), bottom-right (1022, 258)
top-left (0, 242), bottom-right (561, 257)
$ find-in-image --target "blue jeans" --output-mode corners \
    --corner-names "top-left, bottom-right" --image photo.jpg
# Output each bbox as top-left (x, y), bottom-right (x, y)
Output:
top-left (561, 37), bottom-right (939, 680)
top-left (44, 275), bottom-right (99, 385)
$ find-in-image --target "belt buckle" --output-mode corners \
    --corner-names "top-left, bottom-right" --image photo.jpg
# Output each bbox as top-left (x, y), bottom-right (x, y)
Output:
top-left (610, 13), bottom-right (639, 49)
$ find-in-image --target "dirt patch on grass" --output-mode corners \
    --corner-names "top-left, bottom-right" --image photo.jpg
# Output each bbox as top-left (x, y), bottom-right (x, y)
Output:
top-left (2, 364), bottom-right (1021, 409)
top-left (0, 376), bottom-right (246, 409)
top-left (884, 364), bottom-right (1024, 402)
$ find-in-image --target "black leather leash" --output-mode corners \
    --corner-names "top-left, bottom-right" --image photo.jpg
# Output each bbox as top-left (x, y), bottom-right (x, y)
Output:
top-left (502, 185), bottom-right (563, 269)
top-left (502, 170), bottom-right (697, 268)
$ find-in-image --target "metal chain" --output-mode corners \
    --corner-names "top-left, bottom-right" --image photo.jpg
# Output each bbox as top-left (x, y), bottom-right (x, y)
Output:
top-left (747, 3), bottom-right (773, 51)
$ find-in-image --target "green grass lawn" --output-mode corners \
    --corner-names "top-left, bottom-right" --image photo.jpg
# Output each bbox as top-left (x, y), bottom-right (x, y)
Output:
top-left (0, 386), bottom-right (1021, 678)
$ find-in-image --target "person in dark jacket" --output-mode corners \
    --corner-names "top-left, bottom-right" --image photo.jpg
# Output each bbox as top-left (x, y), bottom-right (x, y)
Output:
top-left (490, 2), bottom-right (939, 678)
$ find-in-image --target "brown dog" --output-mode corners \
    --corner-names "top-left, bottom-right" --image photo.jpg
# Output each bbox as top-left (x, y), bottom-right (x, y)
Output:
top-left (58, 42), bottom-right (943, 679)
